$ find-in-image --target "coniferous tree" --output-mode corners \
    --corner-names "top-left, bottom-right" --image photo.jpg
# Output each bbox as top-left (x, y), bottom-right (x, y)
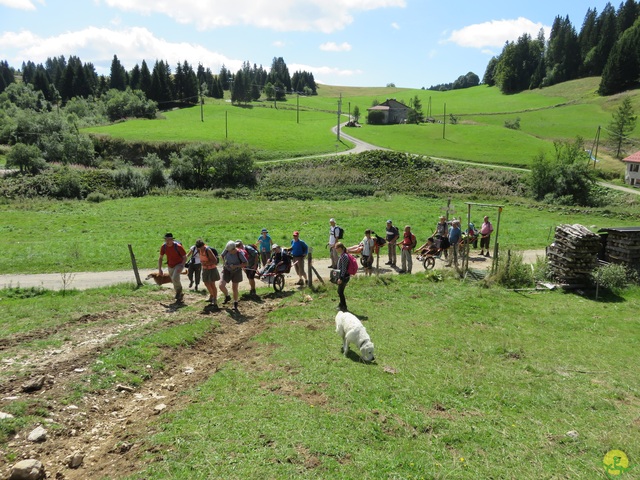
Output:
top-left (592, 3), bottom-right (618, 75)
top-left (579, 8), bottom-right (599, 75)
top-left (599, 20), bottom-right (640, 95)
top-left (129, 64), bottom-right (141, 90)
top-left (268, 57), bottom-right (291, 93)
top-left (482, 57), bottom-right (498, 86)
top-left (617, 0), bottom-right (640, 34)
top-left (139, 60), bottom-right (152, 98)
top-left (109, 55), bottom-right (127, 91)
top-left (0, 60), bottom-right (16, 94)
top-left (607, 96), bottom-right (637, 157)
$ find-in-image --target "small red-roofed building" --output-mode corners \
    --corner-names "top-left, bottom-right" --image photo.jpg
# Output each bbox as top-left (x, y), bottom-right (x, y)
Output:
top-left (622, 151), bottom-right (640, 186)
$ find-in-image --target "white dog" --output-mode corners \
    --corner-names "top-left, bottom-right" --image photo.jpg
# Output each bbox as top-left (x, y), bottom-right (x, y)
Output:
top-left (335, 311), bottom-right (375, 362)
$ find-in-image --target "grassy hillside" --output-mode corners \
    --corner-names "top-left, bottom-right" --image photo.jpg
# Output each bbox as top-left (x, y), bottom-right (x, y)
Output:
top-left (82, 78), bottom-right (639, 174)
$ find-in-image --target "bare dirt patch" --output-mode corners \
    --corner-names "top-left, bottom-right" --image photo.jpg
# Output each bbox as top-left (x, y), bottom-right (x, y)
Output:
top-left (1, 292), bottom-right (284, 480)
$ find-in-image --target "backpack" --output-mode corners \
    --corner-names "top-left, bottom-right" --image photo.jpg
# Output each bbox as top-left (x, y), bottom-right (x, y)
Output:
top-left (346, 253), bottom-right (358, 275)
top-left (373, 232), bottom-right (386, 246)
top-left (244, 244), bottom-right (258, 266)
top-left (335, 226), bottom-right (344, 240)
top-left (161, 241), bottom-right (183, 256)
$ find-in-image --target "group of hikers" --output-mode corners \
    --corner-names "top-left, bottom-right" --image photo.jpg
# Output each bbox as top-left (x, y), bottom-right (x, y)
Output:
top-left (157, 215), bottom-right (494, 312)
top-left (157, 229), bottom-right (308, 311)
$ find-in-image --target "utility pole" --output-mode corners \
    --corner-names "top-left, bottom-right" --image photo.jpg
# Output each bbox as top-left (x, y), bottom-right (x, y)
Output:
top-left (297, 93), bottom-right (299, 124)
top-left (443, 103), bottom-right (446, 139)
top-left (336, 93), bottom-right (342, 141)
top-left (348, 101), bottom-right (351, 124)
top-left (591, 126), bottom-right (601, 168)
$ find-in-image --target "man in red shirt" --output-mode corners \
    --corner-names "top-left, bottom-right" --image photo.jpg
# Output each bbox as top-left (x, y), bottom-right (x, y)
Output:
top-left (158, 233), bottom-right (187, 303)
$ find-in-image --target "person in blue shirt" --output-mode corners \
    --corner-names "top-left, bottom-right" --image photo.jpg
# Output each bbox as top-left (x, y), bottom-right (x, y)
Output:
top-left (446, 220), bottom-right (462, 268)
top-left (257, 228), bottom-right (273, 267)
top-left (290, 230), bottom-right (309, 286)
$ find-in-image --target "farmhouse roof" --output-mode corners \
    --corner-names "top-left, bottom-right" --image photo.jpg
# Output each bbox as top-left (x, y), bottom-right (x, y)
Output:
top-left (367, 98), bottom-right (411, 111)
top-left (622, 151), bottom-right (640, 163)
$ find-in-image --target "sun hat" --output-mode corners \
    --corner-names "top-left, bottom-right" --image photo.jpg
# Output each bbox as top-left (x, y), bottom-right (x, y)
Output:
top-left (293, 231), bottom-right (299, 236)
top-left (225, 240), bottom-right (237, 251)
top-left (272, 244), bottom-right (280, 250)
top-left (261, 228), bottom-right (268, 233)
top-left (330, 218), bottom-right (335, 222)
top-left (386, 220), bottom-right (392, 224)
top-left (164, 233), bottom-right (174, 239)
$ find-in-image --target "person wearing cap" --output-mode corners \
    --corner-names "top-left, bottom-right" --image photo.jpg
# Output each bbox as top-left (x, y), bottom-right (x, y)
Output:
top-left (158, 233), bottom-right (187, 303)
top-left (257, 228), bottom-right (273, 267)
top-left (258, 244), bottom-right (291, 278)
top-left (328, 218), bottom-right (339, 269)
top-left (219, 240), bottom-right (248, 310)
top-left (236, 240), bottom-right (259, 296)
top-left (385, 220), bottom-right (399, 266)
top-left (289, 231), bottom-right (309, 286)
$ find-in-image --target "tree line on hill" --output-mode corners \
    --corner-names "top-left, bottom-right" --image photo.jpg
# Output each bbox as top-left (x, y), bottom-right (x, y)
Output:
top-left (483, 0), bottom-right (640, 95)
top-left (0, 55), bottom-right (316, 108)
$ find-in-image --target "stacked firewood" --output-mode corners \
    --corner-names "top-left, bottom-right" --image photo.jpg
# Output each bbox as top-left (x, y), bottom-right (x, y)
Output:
top-left (548, 224), bottom-right (601, 284)
top-left (604, 230), bottom-right (640, 271)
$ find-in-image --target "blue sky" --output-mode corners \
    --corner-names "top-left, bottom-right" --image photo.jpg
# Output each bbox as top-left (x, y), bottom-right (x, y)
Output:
top-left (0, 0), bottom-right (613, 88)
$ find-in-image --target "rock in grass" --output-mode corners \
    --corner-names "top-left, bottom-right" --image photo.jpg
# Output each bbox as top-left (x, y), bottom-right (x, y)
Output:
top-left (65, 451), bottom-right (84, 469)
top-left (21, 376), bottom-right (45, 393)
top-left (27, 426), bottom-right (47, 442)
top-left (8, 459), bottom-right (45, 480)
top-left (0, 411), bottom-right (15, 419)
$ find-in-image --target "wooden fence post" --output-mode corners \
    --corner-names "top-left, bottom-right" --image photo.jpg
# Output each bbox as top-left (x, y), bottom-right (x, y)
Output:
top-left (128, 244), bottom-right (143, 287)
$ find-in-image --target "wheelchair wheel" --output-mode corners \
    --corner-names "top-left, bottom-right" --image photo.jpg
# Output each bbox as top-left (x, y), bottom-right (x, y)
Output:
top-left (423, 257), bottom-right (435, 270)
top-left (273, 274), bottom-right (285, 292)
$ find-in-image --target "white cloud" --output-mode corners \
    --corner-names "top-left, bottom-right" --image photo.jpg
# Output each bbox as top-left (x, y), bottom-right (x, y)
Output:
top-left (445, 17), bottom-right (549, 49)
top-left (290, 62), bottom-right (362, 78)
top-left (319, 41), bottom-right (352, 52)
top-left (391, 22), bottom-right (400, 30)
top-left (0, 0), bottom-right (38, 10)
top-left (273, 40), bottom-right (286, 47)
top-left (1, 26), bottom-right (242, 74)
top-left (101, 0), bottom-right (406, 33)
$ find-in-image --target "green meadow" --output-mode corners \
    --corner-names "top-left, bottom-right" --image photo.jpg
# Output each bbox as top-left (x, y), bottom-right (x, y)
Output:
top-left (2, 194), bottom-right (639, 275)
top-left (1, 274), bottom-right (638, 479)
top-left (83, 77), bottom-right (640, 173)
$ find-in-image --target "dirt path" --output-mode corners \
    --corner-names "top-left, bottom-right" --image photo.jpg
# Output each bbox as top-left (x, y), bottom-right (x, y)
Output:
top-left (1, 249), bottom-right (547, 479)
top-left (0, 250), bottom-right (547, 291)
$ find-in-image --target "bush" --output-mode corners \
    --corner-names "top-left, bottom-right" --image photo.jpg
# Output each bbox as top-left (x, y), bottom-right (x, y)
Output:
top-left (86, 191), bottom-right (111, 203)
top-left (6, 143), bottom-right (47, 174)
top-left (591, 263), bottom-right (639, 291)
top-left (504, 117), bottom-right (521, 130)
top-left (489, 251), bottom-right (534, 288)
top-left (52, 166), bottom-right (84, 199)
top-left (112, 167), bottom-right (148, 197)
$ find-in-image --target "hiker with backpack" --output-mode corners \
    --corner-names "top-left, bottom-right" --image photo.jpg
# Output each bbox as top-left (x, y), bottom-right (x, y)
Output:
top-left (219, 240), bottom-right (248, 310)
top-left (236, 240), bottom-right (259, 296)
top-left (185, 242), bottom-right (202, 291)
top-left (158, 233), bottom-right (187, 303)
top-left (289, 230), bottom-right (309, 286)
top-left (334, 241), bottom-right (356, 312)
top-left (196, 239), bottom-right (220, 307)
top-left (399, 225), bottom-right (417, 274)
top-left (328, 218), bottom-right (343, 269)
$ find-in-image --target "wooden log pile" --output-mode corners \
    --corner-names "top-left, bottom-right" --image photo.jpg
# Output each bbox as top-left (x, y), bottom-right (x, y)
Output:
top-left (548, 224), bottom-right (600, 284)
top-left (605, 230), bottom-right (640, 271)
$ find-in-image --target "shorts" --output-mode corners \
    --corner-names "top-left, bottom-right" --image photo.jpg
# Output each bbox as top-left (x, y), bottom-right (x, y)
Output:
top-left (244, 264), bottom-right (257, 280)
top-left (222, 267), bottom-right (243, 284)
top-left (202, 268), bottom-right (220, 283)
